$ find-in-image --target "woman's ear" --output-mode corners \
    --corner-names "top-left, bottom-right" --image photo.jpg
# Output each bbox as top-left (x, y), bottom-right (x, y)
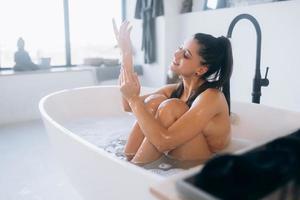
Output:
top-left (196, 66), bottom-right (208, 76)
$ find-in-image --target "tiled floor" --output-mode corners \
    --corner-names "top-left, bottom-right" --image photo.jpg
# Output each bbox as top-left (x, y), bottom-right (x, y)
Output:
top-left (0, 120), bottom-right (82, 200)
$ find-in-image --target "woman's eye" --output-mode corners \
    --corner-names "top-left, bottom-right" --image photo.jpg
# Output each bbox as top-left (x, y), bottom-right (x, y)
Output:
top-left (183, 51), bottom-right (190, 59)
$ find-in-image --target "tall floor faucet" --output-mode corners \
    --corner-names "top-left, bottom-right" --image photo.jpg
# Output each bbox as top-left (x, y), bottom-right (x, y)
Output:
top-left (227, 14), bottom-right (269, 104)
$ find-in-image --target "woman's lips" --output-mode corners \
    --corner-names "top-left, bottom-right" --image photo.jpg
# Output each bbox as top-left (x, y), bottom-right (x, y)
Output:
top-left (172, 60), bottom-right (179, 66)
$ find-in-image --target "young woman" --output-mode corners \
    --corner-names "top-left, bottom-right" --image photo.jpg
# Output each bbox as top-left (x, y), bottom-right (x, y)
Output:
top-left (113, 20), bottom-right (233, 165)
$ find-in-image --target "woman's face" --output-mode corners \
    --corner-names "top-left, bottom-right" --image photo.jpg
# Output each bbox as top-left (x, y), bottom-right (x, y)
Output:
top-left (170, 38), bottom-right (205, 77)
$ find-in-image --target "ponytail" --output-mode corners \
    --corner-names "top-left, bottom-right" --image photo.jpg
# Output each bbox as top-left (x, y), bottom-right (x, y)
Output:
top-left (215, 36), bottom-right (233, 113)
top-left (194, 33), bottom-right (233, 114)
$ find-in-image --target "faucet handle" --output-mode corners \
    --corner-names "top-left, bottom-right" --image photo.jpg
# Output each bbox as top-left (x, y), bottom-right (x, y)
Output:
top-left (261, 67), bottom-right (269, 87)
top-left (264, 67), bottom-right (269, 79)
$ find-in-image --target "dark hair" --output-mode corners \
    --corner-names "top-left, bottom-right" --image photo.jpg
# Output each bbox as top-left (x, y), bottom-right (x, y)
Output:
top-left (170, 33), bottom-right (233, 113)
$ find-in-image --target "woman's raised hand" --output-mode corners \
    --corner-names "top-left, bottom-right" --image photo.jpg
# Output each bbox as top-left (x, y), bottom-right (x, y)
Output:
top-left (113, 18), bottom-right (134, 74)
top-left (113, 19), bottom-right (133, 56)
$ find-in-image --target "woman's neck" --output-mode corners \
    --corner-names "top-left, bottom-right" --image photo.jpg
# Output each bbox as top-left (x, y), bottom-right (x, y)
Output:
top-left (181, 76), bottom-right (206, 101)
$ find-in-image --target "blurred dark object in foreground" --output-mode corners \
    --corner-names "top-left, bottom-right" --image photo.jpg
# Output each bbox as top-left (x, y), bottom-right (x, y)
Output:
top-left (194, 129), bottom-right (300, 200)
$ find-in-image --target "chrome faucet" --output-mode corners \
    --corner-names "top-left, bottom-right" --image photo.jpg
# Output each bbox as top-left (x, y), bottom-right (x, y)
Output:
top-left (227, 14), bottom-right (269, 104)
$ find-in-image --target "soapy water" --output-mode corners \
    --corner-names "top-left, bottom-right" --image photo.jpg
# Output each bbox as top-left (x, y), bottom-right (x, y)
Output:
top-left (64, 115), bottom-right (203, 176)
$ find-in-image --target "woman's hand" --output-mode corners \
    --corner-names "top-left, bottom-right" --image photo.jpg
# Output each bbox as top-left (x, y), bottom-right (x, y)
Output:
top-left (119, 68), bottom-right (141, 102)
top-left (113, 19), bottom-right (133, 56)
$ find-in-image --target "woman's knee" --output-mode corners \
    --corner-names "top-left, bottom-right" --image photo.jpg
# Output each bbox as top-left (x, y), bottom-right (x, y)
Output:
top-left (157, 98), bottom-right (189, 119)
top-left (144, 94), bottom-right (168, 114)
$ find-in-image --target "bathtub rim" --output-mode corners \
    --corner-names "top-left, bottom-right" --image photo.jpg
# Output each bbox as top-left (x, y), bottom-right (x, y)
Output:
top-left (39, 85), bottom-right (166, 181)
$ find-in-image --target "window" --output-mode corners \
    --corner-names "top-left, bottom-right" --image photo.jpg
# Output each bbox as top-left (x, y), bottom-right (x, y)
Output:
top-left (69, 0), bottom-right (122, 65)
top-left (0, 0), bottom-right (65, 68)
top-left (206, 0), bottom-right (219, 9)
top-left (0, 0), bottom-right (123, 69)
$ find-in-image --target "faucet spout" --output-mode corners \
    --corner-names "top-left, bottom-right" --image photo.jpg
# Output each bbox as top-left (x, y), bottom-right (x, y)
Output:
top-left (227, 14), bottom-right (269, 104)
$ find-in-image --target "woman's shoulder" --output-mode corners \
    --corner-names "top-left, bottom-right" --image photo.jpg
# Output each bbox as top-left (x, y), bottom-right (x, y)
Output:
top-left (193, 88), bottom-right (226, 107)
top-left (157, 83), bottom-right (179, 97)
top-left (204, 88), bottom-right (223, 96)
top-left (162, 83), bottom-right (179, 91)
top-left (189, 88), bottom-right (228, 119)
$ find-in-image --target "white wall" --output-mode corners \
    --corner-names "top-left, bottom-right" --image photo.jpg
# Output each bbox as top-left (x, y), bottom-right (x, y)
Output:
top-left (128, 0), bottom-right (300, 112)
top-left (0, 68), bottom-right (97, 125)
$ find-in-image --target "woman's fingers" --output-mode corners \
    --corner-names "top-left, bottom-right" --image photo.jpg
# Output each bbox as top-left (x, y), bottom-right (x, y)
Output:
top-left (121, 68), bottom-right (127, 84)
top-left (112, 19), bottom-right (131, 43)
top-left (135, 73), bottom-right (140, 83)
top-left (130, 71), bottom-right (139, 88)
top-left (133, 73), bottom-right (140, 87)
top-left (120, 21), bottom-right (131, 37)
top-left (126, 68), bottom-right (136, 84)
top-left (131, 72), bottom-right (136, 82)
top-left (119, 21), bottom-right (127, 36)
top-left (123, 67), bottom-right (130, 83)
top-left (125, 23), bottom-right (132, 37)
top-left (127, 26), bottom-right (133, 37)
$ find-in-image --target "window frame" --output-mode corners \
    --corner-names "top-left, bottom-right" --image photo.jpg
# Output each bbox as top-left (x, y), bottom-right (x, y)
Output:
top-left (0, 0), bottom-right (125, 71)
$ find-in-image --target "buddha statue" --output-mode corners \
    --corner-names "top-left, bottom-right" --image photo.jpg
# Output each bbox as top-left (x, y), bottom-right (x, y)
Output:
top-left (14, 37), bottom-right (39, 71)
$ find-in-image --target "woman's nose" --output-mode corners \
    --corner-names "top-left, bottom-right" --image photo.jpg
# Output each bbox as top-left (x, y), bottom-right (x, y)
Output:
top-left (174, 48), bottom-right (183, 58)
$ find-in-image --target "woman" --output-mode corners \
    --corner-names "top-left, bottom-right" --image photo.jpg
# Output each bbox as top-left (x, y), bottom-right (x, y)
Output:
top-left (113, 20), bottom-right (233, 165)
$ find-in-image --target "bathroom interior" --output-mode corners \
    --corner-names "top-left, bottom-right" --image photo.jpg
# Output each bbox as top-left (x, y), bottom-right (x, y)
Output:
top-left (1, 0), bottom-right (300, 199)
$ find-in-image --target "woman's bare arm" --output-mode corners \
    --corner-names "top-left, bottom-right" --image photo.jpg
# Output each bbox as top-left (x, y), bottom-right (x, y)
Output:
top-left (121, 84), bottom-right (178, 112)
top-left (113, 20), bottom-right (179, 112)
top-left (113, 20), bottom-right (137, 111)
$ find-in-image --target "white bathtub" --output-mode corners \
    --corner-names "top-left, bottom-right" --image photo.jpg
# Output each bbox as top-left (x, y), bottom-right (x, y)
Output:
top-left (39, 86), bottom-right (300, 200)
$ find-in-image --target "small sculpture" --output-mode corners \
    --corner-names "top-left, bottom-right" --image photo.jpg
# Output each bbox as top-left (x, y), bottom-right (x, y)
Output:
top-left (14, 37), bottom-right (39, 71)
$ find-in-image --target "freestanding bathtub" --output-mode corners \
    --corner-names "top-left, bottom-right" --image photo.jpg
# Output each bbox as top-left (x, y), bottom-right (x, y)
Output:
top-left (39, 86), bottom-right (300, 200)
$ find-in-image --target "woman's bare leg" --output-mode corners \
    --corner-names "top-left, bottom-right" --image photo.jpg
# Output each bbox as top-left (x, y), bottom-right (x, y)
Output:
top-left (131, 99), bottom-right (212, 164)
top-left (131, 99), bottom-right (190, 164)
top-left (124, 94), bottom-right (167, 160)
top-left (160, 100), bottom-right (212, 161)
